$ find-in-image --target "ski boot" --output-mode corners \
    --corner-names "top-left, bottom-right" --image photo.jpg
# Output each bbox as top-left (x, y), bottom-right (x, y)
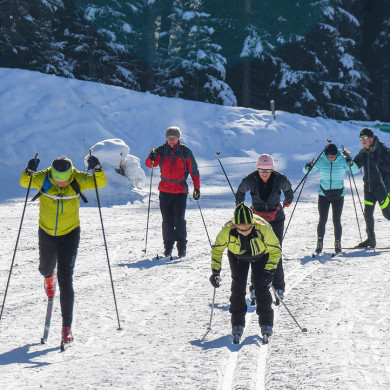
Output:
top-left (44, 271), bottom-right (56, 298)
top-left (232, 325), bottom-right (244, 344)
top-left (177, 247), bottom-right (186, 258)
top-left (335, 240), bottom-right (342, 254)
top-left (261, 325), bottom-right (273, 344)
top-left (315, 237), bottom-right (323, 254)
top-left (355, 237), bottom-right (376, 248)
top-left (61, 326), bottom-right (74, 351)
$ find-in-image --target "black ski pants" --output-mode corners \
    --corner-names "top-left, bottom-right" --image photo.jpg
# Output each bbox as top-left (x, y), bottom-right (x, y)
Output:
top-left (251, 218), bottom-right (285, 291)
top-left (317, 194), bottom-right (344, 241)
top-left (39, 227), bottom-right (80, 327)
top-left (363, 188), bottom-right (390, 241)
top-left (228, 251), bottom-right (273, 328)
top-left (159, 191), bottom-right (188, 251)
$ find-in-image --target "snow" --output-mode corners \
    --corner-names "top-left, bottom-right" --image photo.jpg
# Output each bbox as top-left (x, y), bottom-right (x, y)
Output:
top-left (0, 68), bottom-right (390, 389)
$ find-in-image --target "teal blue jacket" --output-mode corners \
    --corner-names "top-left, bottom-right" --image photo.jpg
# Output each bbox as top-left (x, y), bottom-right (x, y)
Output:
top-left (302, 150), bottom-right (359, 197)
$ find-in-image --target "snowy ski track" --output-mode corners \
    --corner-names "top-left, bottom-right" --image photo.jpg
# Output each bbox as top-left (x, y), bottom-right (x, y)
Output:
top-left (0, 193), bottom-right (389, 390)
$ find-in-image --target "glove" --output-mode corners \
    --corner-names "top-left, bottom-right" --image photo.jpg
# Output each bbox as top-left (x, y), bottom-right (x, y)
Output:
top-left (305, 162), bottom-right (314, 170)
top-left (26, 158), bottom-right (40, 176)
top-left (261, 270), bottom-right (273, 287)
top-left (209, 270), bottom-right (221, 288)
top-left (345, 155), bottom-right (353, 166)
top-left (87, 155), bottom-right (102, 172)
top-left (149, 149), bottom-right (157, 162)
top-left (283, 200), bottom-right (292, 208)
top-left (193, 189), bottom-right (200, 200)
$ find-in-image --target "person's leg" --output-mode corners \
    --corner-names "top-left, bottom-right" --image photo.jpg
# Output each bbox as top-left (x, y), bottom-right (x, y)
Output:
top-left (228, 251), bottom-right (249, 328)
top-left (252, 260), bottom-right (274, 327)
top-left (38, 228), bottom-right (57, 278)
top-left (159, 192), bottom-right (175, 254)
top-left (56, 227), bottom-right (80, 327)
top-left (173, 193), bottom-right (188, 255)
top-left (360, 189), bottom-right (376, 246)
top-left (316, 195), bottom-right (330, 251)
top-left (270, 218), bottom-right (285, 292)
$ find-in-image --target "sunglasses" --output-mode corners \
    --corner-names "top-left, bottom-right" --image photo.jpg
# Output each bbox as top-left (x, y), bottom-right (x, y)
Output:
top-left (360, 135), bottom-right (370, 140)
top-left (236, 225), bottom-right (254, 233)
top-left (258, 169), bottom-right (273, 173)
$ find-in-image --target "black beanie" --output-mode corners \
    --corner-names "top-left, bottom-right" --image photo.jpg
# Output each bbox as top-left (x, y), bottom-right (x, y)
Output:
top-left (234, 203), bottom-right (254, 225)
top-left (360, 128), bottom-right (374, 138)
top-left (325, 143), bottom-right (338, 156)
top-left (52, 156), bottom-right (72, 172)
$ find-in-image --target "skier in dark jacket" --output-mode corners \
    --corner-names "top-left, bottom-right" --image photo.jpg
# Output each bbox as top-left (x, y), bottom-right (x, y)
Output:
top-left (145, 126), bottom-right (200, 257)
top-left (235, 154), bottom-right (293, 302)
top-left (353, 128), bottom-right (390, 247)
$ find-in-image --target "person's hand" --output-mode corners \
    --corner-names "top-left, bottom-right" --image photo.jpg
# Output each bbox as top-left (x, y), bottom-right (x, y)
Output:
top-left (261, 270), bottom-right (273, 287)
top-left (305, 162), bottom-right (314, 170)
top-left (149, 149), bottom-right (157, 161)
top-left (209, 270), bottom-right (221, 288)
top-left (87, 155), bottom-right (102, 172)
top-left (193, 189), bottom-right (200, 200)
top-left (26, 158), bottom-right (40, 176)
top-left (345, 155), bottom-right (353, 166)
top-left (283, 200), bottom-right (292, 208)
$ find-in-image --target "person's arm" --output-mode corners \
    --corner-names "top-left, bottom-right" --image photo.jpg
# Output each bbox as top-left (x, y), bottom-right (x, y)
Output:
top-left (211, 224), bottom-right (230, 272)
top-left (280, 175), bottom-right (293, 203)
top-left (145, 146), bottom-right (163, 168)
top-left (235, 177), bottom-right (249, 205)
top-left (185, 148), bottom-right (200, 190)
top-left (263, 227), bottom-right (282, 272)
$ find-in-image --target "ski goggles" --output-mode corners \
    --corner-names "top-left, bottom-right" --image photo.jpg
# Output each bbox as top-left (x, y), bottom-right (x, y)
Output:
top-left (360, 135), bottom-right (370, 140)
top-left (257, 168), bottom-right (273, 173)
top-left (51, 166), bottom-right (72, 182)
top-left (236, 225), bottom-right (254, 233)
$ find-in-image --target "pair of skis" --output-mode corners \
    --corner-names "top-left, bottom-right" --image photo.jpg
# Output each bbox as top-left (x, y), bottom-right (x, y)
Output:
top-left (232, 331), bottom-right (270, 345)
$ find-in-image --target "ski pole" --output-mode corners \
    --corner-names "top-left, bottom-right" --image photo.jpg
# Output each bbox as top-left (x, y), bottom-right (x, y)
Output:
top-left (283, 172), bottom-right (309, 241)
top-left (143, 149), bottom-right (155, 254)
top-left (90, 158), bottom-right (122, 330)
top-left (215, 151), bottom-right (236, 197)
top-left (196, 200), bottom-right (212, 246)
top-left (0, 153), bottom-right (38, 326)
top-left (292, 140), bottom-right (331, 194)
top-left (272, 287), bottom-right (307, 332)
top-left (347, 170), bottom-right (362, 242)
top-left (207, 287), bottom-right (217, 330)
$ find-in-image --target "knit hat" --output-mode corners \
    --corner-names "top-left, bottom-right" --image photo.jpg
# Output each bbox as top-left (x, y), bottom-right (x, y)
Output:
top-left (234, 203), bottom-right (254, 225)
top-left (256, 154), bottom-right (274, 170)
top-left (360, 128), bottom-right (374, 138)
top-left (165, 126), bottom-right (181, 139)
top-left (51, 156), bottom-right (73, 182)
top-left (325, 143), bottom-right (338, 156)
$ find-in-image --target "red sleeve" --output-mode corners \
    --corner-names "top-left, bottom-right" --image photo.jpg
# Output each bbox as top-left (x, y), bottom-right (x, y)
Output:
top-left (186, 156), bottom-right (200, 189)
top-left (145, 154), bottom-right (161, 168)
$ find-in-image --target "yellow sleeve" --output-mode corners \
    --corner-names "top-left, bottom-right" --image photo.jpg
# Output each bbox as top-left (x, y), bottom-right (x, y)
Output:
top-left (211, 223), bottom-right (231, 272)
top-left (263, 226), bottom-right (282, 272)
top-left (76, 170), bottom-right (107, 191)
top-left (19, 169), bottom-right (47, 189)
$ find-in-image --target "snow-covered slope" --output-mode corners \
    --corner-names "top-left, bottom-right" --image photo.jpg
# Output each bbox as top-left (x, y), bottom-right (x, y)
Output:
top-left (0, 69), bottom-right (389, 389)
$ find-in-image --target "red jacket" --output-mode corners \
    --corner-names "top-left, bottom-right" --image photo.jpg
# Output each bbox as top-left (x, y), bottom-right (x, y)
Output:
top-left (145, 141), bottom-right (200, 194)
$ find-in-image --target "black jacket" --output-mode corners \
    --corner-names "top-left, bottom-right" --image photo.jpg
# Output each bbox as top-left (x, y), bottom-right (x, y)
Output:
top-left (354, 136), bottom-right (390, 193)
top-left (235, 171), bottom-right (293, 220)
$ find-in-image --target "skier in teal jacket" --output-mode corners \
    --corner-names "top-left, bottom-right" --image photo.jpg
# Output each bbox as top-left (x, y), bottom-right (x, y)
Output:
top-left (303, 143), bottom-right (359, 254)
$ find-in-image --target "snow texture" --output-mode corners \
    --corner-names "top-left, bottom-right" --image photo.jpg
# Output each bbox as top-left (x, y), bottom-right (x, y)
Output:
top-left (0, 68), bottom-right (390, 389)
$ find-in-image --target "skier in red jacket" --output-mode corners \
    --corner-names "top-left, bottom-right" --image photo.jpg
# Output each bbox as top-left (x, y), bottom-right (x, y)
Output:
top-left (146, 126), bottom-right (200, 257)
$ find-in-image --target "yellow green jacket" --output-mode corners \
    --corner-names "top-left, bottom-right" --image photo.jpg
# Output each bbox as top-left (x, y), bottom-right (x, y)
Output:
top-left (211, 215), bottom-right (281, 272)
top-left (20, 168), bottom-right (107, 236)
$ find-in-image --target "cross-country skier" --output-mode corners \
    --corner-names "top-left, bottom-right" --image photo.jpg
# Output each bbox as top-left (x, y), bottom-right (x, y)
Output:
top-left (353, 128), bottom-right (390, 247)
top-left (209, 203), bottom-right (281, 343)
top-left (235, 154), bottom-right (293, 302)
top-left (303, 143), bottom-right (359, 254)
top-left (20, 155), bottom-right (106, 346)
top-left (145, 126), bottom-right (200, 258)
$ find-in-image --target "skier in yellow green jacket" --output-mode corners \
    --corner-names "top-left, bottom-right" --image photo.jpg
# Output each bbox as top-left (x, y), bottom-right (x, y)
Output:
top-left (20, 155), bottom-right (106, 345)
top-left (210, 203), bottom-right (281, 342)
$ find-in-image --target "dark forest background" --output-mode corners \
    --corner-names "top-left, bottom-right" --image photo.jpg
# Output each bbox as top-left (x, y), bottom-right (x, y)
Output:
top-left (1, 0), bottom-right (389, 121)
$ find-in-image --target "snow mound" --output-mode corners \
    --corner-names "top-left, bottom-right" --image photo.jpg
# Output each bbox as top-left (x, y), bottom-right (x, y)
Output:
top-left (85, 138), bottom-right (146, 205)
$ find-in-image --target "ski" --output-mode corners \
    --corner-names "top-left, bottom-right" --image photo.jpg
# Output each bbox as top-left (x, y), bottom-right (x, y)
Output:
top-left (41, 296), bottom-right (54, 345)
top-left (310, 252), bottom-right (339, 259)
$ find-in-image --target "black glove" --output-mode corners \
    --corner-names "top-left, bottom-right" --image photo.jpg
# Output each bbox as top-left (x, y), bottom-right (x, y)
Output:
top-left (87, 155), bottom-right (102, 172)
top-left (26, 158), bottom-right (40, 175)
top-left (305, 162), bottom-right (314, 170)
top-left (209, 270), bottom-right (221, 288)
top-left (149, 149), bottom-right (157, 161)
top-left (193, 189), bottom-right (200, 200)
top-left (261, 270), bottom-right (273, 287)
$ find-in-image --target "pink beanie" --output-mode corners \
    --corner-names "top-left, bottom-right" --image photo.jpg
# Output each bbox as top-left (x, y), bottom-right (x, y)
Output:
top-left (256, 154), bottom-right (274, 170)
